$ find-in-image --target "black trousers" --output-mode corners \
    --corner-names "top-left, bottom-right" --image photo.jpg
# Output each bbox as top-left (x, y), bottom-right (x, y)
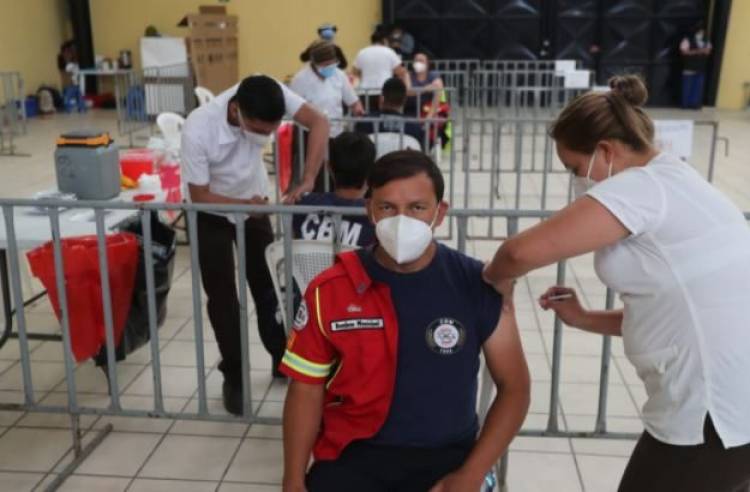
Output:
top-left (619, 415), bottom-right (750, 492)
top-left (306, 440), bottom-right (473, 492)
top-left (196, 212), bottom-right (286, 385)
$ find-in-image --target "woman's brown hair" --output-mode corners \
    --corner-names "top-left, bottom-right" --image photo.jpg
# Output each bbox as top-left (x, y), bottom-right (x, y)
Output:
top-left (550, 74), bottom-right (655, 154)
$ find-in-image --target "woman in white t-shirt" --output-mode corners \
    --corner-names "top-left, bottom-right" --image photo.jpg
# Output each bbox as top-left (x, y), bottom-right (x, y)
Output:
top-left (290, 40), bottom-right (364, 191)
top-left (483, 75), bottom-right (750, 492)
top-left (291, 40), bottom-right (364, 138)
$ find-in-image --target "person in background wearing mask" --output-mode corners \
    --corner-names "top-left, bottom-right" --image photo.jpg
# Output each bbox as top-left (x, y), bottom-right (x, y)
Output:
top-left (353, 28), bottom-right (409, 112)
top-left (679, 21), bottom-right (712, 109)
top-left (483, 75), bottom-right (750, 492)
top-left (292, 40), bottom-right (364, 190)
top-left (181, 75), bottom-right (329, 416)
top-left (388, 24), bottom-right (415, 59)
top-left (300, 23), bottom-right (349, 70)
top-left (281, 150), bottom-right (530, 492)
top-left (406, 51), bottom-right (444, 117)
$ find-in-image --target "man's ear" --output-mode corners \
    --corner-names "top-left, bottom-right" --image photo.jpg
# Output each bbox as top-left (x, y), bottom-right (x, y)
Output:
top-left (434, 200), bottom-right (449, 229)
top-left (365, 199), bottom-right (374, 224)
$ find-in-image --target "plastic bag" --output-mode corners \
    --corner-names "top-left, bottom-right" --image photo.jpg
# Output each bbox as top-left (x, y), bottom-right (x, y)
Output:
top-left (95, 212), bottom-right (176, 365)
top-left (27, 233), bottom-right (139, 362)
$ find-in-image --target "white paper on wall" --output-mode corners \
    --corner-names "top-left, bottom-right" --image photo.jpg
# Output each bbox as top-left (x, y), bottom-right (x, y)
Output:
top-left (654, 120), bottom-right (694, 159)
top-left (564, 70), bottom-right (591, 89)
top-left (554, 60), bottom-right (577, 75)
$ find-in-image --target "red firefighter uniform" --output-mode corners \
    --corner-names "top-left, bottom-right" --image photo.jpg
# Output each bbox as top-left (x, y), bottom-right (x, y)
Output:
top-left (279, 250), bottom-right (400, 461)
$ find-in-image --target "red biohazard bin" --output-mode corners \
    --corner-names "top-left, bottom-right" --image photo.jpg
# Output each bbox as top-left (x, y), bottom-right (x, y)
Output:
top-left (120, 148), bottom-right (163, 182)
top-left (27, 233), bottom-right (139, 362)
top-left (276, 123), bottom-right (293, 194)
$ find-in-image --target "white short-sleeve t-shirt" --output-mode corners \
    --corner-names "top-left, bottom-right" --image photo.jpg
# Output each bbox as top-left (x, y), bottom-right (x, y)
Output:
top-left (586, 152), bottom-right (750, 448)
top-left (290, 65), bottom-right (358, 137)
top-left (181, 80), bottom-right (304, 206)
top-left (353, 45), bottom-right (402, 90)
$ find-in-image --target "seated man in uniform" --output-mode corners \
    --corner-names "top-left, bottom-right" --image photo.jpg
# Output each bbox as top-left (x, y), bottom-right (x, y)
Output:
top-left (355, 77), bottom-right (426, 150)
top-left (292, 131), bottom-right (376, 248)
top-left (280, 150), bottom-right (530, 492)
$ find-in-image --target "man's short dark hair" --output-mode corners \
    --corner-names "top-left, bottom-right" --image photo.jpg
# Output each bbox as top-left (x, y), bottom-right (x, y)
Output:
top-left (235, 75), bottom-right (285, 122)
top-left (367, 150), bottom-right (444, 202)
top-left (329, 132), bottom-right (376, 189)
top-left (371, 28), bottom-right (388, 44)
top-left (382, 77), bottom-right (407, 107)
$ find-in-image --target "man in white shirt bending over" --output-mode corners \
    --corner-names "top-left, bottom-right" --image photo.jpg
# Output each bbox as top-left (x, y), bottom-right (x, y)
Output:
top-left (353, 28), bottom-right (409, 113)
top-left (181, 75), bottom-right (329, 416)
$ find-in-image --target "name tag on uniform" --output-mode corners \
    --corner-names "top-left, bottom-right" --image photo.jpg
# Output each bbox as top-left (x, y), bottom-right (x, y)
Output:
top-left (330, 318), bottom-right (384, 332)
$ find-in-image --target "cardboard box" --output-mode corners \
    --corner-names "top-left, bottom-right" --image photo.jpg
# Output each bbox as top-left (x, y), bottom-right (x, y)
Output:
top-left (178, 6), bottom-right (238, 95)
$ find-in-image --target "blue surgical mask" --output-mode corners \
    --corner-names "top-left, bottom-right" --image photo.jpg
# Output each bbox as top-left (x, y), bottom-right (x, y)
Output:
top-left (320, 28), bottom-right (335, 41)
top-left (317, 64), bottom-right (338, 79)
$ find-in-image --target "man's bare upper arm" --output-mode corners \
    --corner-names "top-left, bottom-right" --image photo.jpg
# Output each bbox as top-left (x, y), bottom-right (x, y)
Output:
top-left (482, 304), bottom-right (530, 392)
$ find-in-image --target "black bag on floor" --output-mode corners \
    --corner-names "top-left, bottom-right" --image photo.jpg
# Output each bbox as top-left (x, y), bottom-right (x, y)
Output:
top-left (95, 212), bottom-right (176, 366)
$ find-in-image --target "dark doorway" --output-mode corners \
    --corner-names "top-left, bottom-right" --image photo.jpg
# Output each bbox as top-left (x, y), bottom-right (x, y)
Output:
top-left (383, 0), bottom-right (728, 107)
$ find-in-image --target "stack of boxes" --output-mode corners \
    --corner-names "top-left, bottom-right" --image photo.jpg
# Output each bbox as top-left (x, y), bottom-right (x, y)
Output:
top-left (179, 5), bottom-right (238, 95)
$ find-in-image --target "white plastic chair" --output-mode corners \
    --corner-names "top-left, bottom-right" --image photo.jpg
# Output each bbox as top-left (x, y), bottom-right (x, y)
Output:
top-left (194, 86), bottom-right (215, 106)
top-left (368, 132), bottom-right (422, 159)
top-left (265, 239), bottom-right (356, 330)
top-left (156, 112), bottom-right (185, 158)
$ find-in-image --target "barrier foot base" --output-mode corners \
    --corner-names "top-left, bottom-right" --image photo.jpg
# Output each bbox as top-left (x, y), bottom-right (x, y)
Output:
top-left (43, 422), bottom-right (113, 491)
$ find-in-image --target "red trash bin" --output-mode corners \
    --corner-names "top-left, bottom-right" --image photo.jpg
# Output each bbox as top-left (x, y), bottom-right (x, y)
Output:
top-left (27, 233), bottom-right (139, 362)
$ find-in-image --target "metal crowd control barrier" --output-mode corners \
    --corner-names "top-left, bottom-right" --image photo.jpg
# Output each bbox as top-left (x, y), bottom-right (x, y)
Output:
top-left (356, 86), bottom-right (458, 116)
top-left (481, 59), bottom-right (581, 72)
top-left (468, 70), bottom-right (583, 118)
top-left (0, 199), bottom-right (696, 491)
top-left (461, 117), bottom-right (567, 239)
top-left (459, 117), bottom-right (724, 239)
top-left (403, 58), bottom-right (480, 74)
top-left (0, 71), bottom-right (27, 156)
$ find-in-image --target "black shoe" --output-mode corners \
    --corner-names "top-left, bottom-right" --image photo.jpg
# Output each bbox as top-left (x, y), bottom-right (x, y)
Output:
top-left (222, 379), bottom-right (243, 416)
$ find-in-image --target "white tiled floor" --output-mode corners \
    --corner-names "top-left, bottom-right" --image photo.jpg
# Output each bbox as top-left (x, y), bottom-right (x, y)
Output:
top-left (0, 107), bottom-right (748, 491)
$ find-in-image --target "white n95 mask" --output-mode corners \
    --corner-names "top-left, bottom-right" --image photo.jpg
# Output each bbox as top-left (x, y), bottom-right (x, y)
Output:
top-left (572, 149), bottom-right (612, 199)
top-left (237, 108), bottom-right (272, 147)
top-left (413, 61), bottom-right (428, 74)
top-left (245, 131), bottom-right (271, 147)
top-left (375, 214), bottom-right (436, 264)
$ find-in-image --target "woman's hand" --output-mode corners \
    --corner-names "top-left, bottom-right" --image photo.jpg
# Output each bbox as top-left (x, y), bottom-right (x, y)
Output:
top-left (428, 469), bottom-right (484, 492)
top-left (538, 286), bottom-right (588, 328)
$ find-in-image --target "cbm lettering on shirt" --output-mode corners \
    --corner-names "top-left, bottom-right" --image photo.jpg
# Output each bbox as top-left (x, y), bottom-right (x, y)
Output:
top-left (300, 214), bottom-right (362, 246)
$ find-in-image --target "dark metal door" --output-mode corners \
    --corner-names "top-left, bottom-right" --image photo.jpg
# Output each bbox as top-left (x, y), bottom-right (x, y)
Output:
top-left (384, 0), bottom-right (713, 106)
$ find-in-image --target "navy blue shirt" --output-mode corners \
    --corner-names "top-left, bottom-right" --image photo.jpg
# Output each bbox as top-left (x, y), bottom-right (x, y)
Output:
top-left (292, 193), bottom-right (375, 248)
top-left (406, 71), bottom-right (439, 116)
top-left (359, 243), bottom-right (503, 447)
top-left (354, 110), bottom-right (426, 150)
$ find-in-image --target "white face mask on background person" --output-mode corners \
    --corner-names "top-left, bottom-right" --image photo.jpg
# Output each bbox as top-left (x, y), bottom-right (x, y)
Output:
top-left (236, 108), bottom-right (272, 147)
top-left (374, 212), bottom-right (437, 264)
top-left (412, 61), bottom-right (427, 74)
top-left (572, 149), bottom-right (613, 199)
